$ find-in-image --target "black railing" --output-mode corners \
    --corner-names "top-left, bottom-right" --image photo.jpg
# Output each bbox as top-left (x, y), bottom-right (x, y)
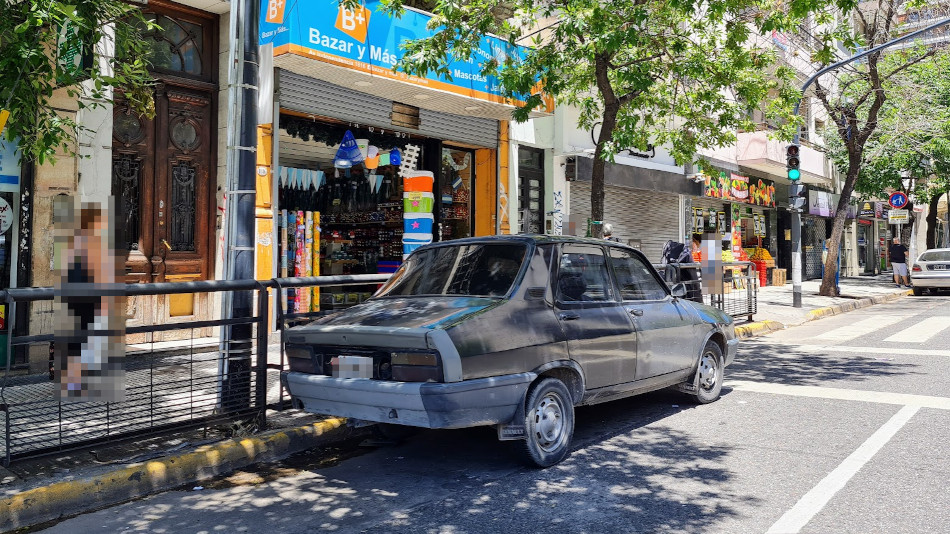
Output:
top-left (656, 262), bottom-right (758, 321)
top-left (0, 274), bottom-right (390, 465)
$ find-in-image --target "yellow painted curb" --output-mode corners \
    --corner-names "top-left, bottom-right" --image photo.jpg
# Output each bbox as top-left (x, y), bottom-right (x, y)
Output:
top-left (805, 290), bottom-right (910, 322)
top-left (0, 418), bottom-right (346, 532)
top-left (735, 320), bottom-right (784, 339)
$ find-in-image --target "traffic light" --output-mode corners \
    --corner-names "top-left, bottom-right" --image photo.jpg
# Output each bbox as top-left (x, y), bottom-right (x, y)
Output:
top-left (789, 184), bottom-right (807, 210)
top-left (786, 144), bottom-right (801, 181)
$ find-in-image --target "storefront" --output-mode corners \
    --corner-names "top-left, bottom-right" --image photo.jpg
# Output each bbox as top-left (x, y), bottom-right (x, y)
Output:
top-left (857, 201), bottom-right (888, 275)
top-left (691, 169), bottom-right (778, 278)
top-left (258, 1), bottom-right (548, 311)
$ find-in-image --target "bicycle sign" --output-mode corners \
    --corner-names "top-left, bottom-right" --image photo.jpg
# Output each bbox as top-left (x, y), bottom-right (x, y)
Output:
top-left (889, 192), bottom-right (909, 209)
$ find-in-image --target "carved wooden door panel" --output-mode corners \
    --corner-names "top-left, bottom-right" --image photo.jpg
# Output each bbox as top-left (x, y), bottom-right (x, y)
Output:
top-left (113, 3), bottom-right (217, 343)
top-left (113, 84), bottom-right (215, 342)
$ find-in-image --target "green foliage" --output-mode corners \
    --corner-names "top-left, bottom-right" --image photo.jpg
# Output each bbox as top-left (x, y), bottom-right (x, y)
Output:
top-left (0, 0), bottom-right (156, 164)
top-left (823, 47), bottom-right (950, 204)
top-left (379, 0), bottom-right (854, 166)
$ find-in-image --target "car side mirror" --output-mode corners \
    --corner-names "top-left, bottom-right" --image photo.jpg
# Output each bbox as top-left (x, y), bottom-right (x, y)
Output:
top-left (670, 283), bottom-right (687, 299)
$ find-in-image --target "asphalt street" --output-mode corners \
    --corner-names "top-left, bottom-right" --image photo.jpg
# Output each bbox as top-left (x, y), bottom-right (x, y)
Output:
top-left (36, 294), bottom-right (950, 534)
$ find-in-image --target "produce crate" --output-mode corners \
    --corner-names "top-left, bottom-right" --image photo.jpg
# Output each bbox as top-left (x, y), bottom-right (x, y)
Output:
top-left (772, 268), bottom-right (787, 286)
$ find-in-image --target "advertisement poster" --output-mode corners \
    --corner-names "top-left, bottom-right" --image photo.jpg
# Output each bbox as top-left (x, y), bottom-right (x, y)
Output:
top-left (703, 171), bottom-right (776, 207)
top-left (693, 208), bottom-right (704, 234)
top-left (717, 211), bottom-right (726, 235)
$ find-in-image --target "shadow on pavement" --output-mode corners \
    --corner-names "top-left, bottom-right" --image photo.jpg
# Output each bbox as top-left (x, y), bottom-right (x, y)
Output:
top-left (728, 341), bottom-right (922, 386)
top-left (39, 390), bottom-right (757, 533)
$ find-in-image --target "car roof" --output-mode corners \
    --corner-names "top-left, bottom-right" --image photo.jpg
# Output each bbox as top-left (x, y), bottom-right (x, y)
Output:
top-left (420, 234), bottom-right (635, 248)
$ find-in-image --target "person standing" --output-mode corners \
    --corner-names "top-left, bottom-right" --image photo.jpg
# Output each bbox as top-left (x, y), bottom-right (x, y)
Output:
top-left (888, 236), bottom-right (910, 288)
top-left (602, 223), bottom-right (620, 242)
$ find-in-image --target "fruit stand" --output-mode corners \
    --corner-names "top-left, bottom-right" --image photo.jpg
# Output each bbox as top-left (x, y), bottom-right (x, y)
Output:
top-left (746, 247), bottom-right (775, 286)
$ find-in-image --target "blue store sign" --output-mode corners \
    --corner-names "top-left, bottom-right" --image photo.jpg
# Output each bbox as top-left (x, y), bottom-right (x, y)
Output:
top-left (260, 0), bottom-right (546, 108)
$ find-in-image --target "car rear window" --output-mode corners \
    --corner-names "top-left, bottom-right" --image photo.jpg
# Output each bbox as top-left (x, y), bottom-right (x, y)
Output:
top-left (376, 243), bottom-right (528, 297)
top-left (919, 250), bottom-right (950, 262)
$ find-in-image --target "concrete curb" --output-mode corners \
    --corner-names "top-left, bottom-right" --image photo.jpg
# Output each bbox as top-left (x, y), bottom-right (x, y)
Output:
top-left (735, 320), bottom-right (785, 339)
top-left (805, 290), bottom-right (911, 321)
top-left (0, 418), bottom-right (348, 532)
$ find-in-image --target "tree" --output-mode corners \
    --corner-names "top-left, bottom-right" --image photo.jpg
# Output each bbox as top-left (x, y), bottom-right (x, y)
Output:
top-left (811, 0), bottom-right (947, 295)
top-left (378, 0), bottom-right (851, 237)
top-left (0, 0), bottom-right (155, 164)
top-left (824, 47), bottom-right (950, 249)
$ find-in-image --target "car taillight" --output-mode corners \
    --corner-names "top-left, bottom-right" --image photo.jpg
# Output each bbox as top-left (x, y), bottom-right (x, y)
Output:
top-left (390, 351), bottom-right (443, 382)
top-left (912, 265), bottom-right (922, 272)
top-left (286, 344), bottom-right (321, 374)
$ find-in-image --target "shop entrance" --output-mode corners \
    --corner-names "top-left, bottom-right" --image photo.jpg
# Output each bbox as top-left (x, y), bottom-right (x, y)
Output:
top-left (518, 147), bottom-right (545, 234)
top-left (112, 5), bottom-right (217, 341)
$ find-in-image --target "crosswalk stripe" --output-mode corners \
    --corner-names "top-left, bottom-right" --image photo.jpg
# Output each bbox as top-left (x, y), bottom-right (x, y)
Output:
top-left (883, 316), bottom-right (950, 343)
top-left (728, 380), bottom-right (950, 410)
top-left (741, 341), bottom-right (948, 357)
top-left (813, 315), bottom-right (905, 342)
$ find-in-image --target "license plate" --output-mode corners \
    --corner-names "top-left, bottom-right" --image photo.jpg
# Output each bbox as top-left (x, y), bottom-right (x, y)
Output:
top-left (932, 264), bottom-right (948, 270)
top-left (331, 355), bottom-right (374, 379)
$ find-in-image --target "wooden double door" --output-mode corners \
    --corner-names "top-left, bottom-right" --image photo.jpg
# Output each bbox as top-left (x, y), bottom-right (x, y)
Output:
top-left (113, 81), bottom-right (216, 341)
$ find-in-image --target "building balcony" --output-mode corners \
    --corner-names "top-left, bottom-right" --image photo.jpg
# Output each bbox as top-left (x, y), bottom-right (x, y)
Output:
top-left (736, 130), bottom-right (829, 185)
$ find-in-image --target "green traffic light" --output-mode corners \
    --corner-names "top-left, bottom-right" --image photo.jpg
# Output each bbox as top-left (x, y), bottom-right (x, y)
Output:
top-left (788, 168), bottom-right (801, 180)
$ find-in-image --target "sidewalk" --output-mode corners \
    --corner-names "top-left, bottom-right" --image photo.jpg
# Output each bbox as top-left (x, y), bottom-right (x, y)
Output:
top-left (0, 275), bottom-right (912, 531)
top-left (733, 274), bottom-right (912, 337)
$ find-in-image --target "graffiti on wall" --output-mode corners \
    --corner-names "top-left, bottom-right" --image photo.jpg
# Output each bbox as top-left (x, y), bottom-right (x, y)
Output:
top-left (549, 190), bottom-right (564, 235)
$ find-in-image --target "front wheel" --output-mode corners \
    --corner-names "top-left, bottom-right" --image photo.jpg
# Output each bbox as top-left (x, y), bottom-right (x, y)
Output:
top-left (692, 340), bottom-right (724, 404)
top-left (521, 378), bottom-right (575, 468)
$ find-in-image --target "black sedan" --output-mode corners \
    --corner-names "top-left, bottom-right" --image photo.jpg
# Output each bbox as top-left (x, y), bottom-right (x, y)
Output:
top-left (282, 235), bottom-right (737, 467)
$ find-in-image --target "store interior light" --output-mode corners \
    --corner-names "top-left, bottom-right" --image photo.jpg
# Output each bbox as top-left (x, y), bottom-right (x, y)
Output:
top-left (354, 81), bottom-right (373, 87)
top-left (414, 94), bottom-right (432, 100)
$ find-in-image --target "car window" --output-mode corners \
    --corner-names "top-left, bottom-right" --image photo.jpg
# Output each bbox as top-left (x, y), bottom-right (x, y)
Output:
top-left (376, 243), bottom-right (527, 297)
top-left (919, 250), bottom-right (950, 261)
top-left (609, 247), bottom-right (668, 301)
top-left (557, 245), bottom-right (613, 302)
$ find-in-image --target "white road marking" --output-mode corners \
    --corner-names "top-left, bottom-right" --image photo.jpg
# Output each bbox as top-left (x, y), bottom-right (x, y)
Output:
top-left (728, 380), bottom-right (950, 410)
top-left (812, 315), bottom-right (905, 342)
top-left (766, 405), bottom-right (919, 534)
top-left (741, 341), bottom-right (948, 357)
top-left (883, 316), bottom-right (950, 343)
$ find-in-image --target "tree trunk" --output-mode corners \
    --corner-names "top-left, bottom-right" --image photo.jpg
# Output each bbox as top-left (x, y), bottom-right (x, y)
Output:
top-left (926, 194), bottom-right (940, 249)
top-left (590, 102), bottom-right (619, 239)
top-left (819, 158), bottom-right (861, 296)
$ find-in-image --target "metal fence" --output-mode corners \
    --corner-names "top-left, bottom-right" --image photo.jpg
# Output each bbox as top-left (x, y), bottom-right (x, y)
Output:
top-left (0, 275), bottom-right (389, 465)
top-left (656, 261), bottom-right (758, 322)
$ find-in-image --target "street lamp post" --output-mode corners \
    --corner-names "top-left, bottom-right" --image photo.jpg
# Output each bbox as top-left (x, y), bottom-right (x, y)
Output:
top-left (789, 15), bottom-right (950, 308)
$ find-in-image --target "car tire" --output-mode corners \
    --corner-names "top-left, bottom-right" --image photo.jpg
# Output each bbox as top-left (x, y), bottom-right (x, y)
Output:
top-left (912, 287), bottom-right (924, 296)
top-left (692, 340), bottom-right (724, 405)
top-left (521, 377), bottom-right (574, 468)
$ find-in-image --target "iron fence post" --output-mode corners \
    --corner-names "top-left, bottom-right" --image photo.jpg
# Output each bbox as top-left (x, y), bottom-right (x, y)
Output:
top-left (255, 284), bottom-right (268, 426)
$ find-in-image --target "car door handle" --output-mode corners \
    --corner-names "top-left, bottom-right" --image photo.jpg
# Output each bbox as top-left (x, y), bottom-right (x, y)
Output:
top-left (559, 312), bottom-right (580, 321)
top-left (628, 309), bottom-right (644, 316)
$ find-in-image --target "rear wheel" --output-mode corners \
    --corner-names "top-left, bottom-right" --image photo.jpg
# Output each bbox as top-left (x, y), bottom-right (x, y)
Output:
top-left (692, 341), bottom-right (724, 404)
top-left (521, 378), bottom-right (574, 468)
top-left (912, 287), bottom-right (924, 296)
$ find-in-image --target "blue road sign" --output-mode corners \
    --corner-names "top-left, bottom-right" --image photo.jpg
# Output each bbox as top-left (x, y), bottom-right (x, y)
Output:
top-left (888, 192), bottom-right (908, 209)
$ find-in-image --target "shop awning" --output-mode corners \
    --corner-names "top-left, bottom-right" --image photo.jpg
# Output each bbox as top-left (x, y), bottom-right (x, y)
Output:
top-left (260, 1), bottom-right (552, 122)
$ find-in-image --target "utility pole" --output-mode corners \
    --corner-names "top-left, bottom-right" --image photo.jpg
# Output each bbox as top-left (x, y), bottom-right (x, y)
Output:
top-left (220, 0), bottom-right (259, 413)
top-left (789, 15), bottom-right (950, 308)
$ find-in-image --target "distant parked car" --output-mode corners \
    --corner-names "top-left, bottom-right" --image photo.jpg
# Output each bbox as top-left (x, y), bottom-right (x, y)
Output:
top-left (911, 248), bottom-right (950, 295)
top-left (281, 235), bottom-right (738, 467)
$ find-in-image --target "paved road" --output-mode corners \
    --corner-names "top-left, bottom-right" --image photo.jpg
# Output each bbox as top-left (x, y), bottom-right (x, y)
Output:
top-left (38, 294), bottom-right (950, 534)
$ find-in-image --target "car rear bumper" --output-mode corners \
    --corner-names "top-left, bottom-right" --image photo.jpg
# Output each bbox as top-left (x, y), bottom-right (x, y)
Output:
top-left (282, 371), bottom-right (536, 429)
top-left (910, 275), bottom-right (950, 288)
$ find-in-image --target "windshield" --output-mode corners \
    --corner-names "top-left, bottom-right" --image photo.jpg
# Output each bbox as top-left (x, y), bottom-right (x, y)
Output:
top-left (919, 250), bottom-right (950, 262)
top-left (376, 243), bottom-right (528, 297)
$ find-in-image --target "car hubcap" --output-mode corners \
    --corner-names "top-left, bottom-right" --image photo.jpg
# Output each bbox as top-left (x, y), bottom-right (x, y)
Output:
top-left (533, 393), bottom-right (564, 452)
top-left (698, 351), bottom-right (719, 391)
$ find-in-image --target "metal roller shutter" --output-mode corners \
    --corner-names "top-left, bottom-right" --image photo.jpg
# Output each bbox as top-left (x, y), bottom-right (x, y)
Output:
top-left (278, 70), bottom-right (498, 148)
top-left (569, 182), bottom-right (680, 263)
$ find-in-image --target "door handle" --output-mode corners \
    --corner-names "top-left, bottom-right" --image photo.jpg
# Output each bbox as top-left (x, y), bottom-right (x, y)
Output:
top-left (558, 312), bottom-right (580, 321)
top-left (628, 308), bottom-right (644, 316)
top-left (161, 239), bottom-right (172, 251)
